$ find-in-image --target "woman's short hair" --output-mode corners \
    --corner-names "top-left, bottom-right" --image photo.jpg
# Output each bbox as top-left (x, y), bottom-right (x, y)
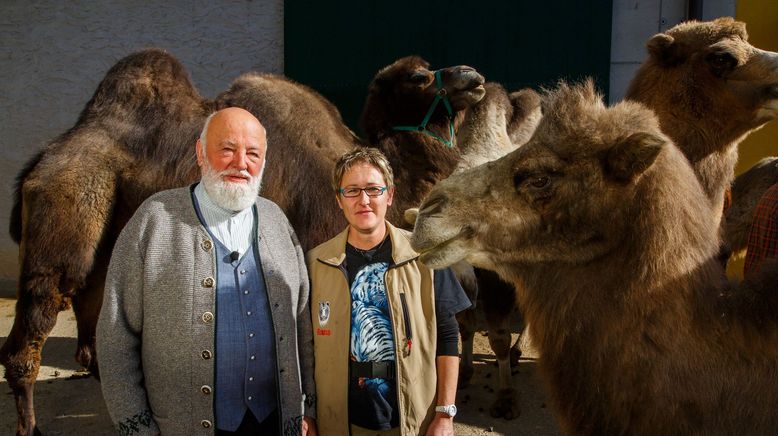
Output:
top-left (332, 147), bottom-right (394, 192)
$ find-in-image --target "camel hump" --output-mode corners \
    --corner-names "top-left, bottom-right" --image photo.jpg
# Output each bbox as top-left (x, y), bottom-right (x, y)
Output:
top-left (79, 48), bottom-right (201, 123)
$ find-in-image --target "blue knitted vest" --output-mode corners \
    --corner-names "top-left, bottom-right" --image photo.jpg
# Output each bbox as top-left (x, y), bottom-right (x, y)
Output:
top-left (194, 201), bottom-right (278, 431)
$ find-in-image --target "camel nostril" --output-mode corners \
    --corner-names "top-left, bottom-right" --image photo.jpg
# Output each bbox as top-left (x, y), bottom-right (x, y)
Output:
top-left (419, 193), bottom-right (447, 217)
top-left (457, 66), bottom-right (476, 74)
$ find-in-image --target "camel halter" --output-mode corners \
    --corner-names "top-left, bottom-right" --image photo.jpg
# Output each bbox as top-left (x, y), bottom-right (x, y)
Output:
top-left (392, 70), bottom-right (455, 148)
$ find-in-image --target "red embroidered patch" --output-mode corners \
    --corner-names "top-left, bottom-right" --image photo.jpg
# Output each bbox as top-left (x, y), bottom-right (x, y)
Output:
top-left (316, 328), bottom-right (331, 336)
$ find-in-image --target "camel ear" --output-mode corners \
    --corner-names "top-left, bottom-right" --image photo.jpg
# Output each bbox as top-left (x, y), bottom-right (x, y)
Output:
top-left (647, 33), bottom-right (684, 67)
top-left (605, 132), bottom-right (665, 182)
top-left (404, 208), bottom-right (419, 227)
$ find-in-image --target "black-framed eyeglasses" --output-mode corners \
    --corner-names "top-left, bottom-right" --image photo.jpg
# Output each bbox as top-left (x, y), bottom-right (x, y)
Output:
top-left (338, 186), bottom-right (388, 198)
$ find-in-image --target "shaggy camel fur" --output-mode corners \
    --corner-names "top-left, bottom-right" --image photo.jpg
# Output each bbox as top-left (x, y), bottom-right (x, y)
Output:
top-left (626, 17), bottom-right (778, 226)
top-left (411, 80), bottom-right (778, 435)
top-left (725, 156), bottom-right (778, 259)
top-left (2, 49), bottom-right (489, 435)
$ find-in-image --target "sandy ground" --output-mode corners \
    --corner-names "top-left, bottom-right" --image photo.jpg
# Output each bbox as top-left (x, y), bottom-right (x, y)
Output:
top-left (0, 295), bottom-right (561, 435)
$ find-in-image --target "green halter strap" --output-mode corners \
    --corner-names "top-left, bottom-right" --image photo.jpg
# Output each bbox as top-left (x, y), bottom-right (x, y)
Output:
top-left (392, 70), bottom-right (455, 148)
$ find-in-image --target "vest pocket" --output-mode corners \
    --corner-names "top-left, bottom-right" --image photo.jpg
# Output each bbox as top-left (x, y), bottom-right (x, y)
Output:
top-left (399, 292), bottom-right (413, 357)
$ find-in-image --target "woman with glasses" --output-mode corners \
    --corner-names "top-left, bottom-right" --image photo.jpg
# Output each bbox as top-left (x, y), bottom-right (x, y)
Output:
top-left (306, 147), bottom-right (471, 436)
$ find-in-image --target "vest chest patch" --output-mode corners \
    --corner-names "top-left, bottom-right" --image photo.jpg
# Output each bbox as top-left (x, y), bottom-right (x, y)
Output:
top-left (318, 300), bottom-right (331, 326)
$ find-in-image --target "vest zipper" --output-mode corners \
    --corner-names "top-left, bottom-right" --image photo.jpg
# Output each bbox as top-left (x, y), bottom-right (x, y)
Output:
top-left (399, 293), bottom-right (413, 356)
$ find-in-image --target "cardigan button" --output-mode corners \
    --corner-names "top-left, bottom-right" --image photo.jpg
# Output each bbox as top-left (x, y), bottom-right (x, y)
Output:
top-left (202, 277), bottom-right (214, 288)
top-left (201, 350), bottom-right (212, 360)
top-left (201, 385), bottom-right (212, 395)
top-left (201, 420), bottom-right (212, 428)
top-left (201, 240), bottom-right (213, 251)
top-left (202, 312), bottom-right (214, 323)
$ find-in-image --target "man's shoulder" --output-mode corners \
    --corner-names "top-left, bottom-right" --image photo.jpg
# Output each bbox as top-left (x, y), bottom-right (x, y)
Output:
top-left (124, 186), bottom-right (196, 234)
top-left (138, 186), bottom-right (193, 215)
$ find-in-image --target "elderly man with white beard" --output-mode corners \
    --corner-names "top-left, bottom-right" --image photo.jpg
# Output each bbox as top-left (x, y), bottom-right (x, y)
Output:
top-left (97, 107), bottom-right (317, 436)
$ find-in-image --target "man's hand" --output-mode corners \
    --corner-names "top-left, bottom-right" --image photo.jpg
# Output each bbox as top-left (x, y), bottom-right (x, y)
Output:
top-left (425, 414), bottom-right (454, 436)
top-left (302, 416), bottom-right (318, 436)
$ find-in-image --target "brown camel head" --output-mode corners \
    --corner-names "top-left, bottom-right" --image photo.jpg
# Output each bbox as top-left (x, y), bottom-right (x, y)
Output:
top-left (626, 17), bottom-right (778, 159)
top-left (360, 55), bottom-right (485, 142)
top-left (411, 80), bottom-right (718, 275)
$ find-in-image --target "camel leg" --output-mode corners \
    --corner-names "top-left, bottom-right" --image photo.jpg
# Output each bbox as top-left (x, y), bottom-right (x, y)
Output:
top-left (456, 308), bottom-right (477, 386)
top-left (72, 252), bottom-right (111, 378)
top-left (477, 268), bottom-right (521, 420)
top-left (0, 276), bottom-right (71, 436)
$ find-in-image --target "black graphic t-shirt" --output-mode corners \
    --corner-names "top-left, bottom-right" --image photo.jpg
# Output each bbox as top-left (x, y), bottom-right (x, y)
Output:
top-left (345, 235), bottom-right (471, 430)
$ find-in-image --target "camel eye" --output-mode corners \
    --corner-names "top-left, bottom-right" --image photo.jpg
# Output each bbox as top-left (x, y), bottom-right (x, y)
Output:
top-left (530, 176), bottom-right (550, 189)
top-left (706, 51), bottom-right (737, 76)
top-left (409, 71), bottom-right (429, 84)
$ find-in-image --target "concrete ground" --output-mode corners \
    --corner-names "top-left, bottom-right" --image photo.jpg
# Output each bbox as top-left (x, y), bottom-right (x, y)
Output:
top-left (0, 292), bottom-right (561, 435)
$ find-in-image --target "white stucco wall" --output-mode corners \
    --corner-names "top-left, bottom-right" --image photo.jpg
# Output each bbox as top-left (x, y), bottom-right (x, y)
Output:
top-left (0, 1), bottom-right (283, 288)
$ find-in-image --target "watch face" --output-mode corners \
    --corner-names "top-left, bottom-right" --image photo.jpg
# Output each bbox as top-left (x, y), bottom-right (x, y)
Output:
top-left (449, 405), bottom-right (457, 416)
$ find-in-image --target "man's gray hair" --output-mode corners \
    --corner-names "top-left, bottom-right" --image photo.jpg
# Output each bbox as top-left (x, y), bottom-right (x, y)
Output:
top-left (199, 112), bottom-right (217, 155)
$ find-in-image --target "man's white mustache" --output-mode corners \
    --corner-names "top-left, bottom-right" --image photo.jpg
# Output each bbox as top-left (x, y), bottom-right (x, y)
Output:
top-left (220, 169), bottom-right (253, 180)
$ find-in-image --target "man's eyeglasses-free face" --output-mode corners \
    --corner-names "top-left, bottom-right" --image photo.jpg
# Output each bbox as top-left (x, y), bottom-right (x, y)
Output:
top-left (338, 186), bottom-right (388, 198)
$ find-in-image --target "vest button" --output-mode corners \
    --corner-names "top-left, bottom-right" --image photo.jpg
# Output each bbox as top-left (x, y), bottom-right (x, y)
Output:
top-left (201, 350), bottom-right (212, 360)
top-left (201, 385), bottom-right (212, 395)
top-left (202, 277), bottom-right (214, 288)
top-left (202, 312), bottom-right (214, 323)
top-left (201, 420), bottom-right (212, 428)
top-left (201, 240), bottom-right (213, 251)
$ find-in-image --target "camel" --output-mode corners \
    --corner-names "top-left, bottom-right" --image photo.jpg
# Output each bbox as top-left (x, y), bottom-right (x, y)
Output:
top-left (625, 17), bottom-right (778, 226)
top-left (725, 156), bottom-right (778, 259)
top-left (1, 49), bottom-right (489, 435)
top-left (410, 80), bottom-right (778, 435)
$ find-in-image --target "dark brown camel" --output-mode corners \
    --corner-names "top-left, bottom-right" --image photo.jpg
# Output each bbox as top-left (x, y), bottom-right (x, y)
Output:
top-left (411, 80), bottom-right (778, 435)
top-left (1, 49), bottom-right (487, 435)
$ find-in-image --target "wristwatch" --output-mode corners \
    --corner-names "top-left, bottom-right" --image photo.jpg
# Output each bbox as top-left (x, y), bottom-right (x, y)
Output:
top-left (435, 404), bottom-right (457, 418)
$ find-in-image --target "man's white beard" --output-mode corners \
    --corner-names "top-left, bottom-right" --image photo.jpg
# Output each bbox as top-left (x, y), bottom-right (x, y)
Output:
top-left (201, 161), bottom-right (263, 212)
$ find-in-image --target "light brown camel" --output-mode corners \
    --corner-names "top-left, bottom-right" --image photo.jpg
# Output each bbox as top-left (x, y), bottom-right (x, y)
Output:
top-left (625, 17), bottom-right (778, 227)
top-left (411, 80), bottom-right (778, 435)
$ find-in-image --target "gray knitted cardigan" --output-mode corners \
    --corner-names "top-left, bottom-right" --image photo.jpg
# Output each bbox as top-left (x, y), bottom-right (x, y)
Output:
top-left (97, 186), bottom-right (316, 436)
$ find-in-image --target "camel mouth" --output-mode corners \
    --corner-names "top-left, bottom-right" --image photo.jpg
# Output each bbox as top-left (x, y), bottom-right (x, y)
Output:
top-left (465, 84), bottom-right (487, 100)
top-left (413, 226), bottom-right (475, 268)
